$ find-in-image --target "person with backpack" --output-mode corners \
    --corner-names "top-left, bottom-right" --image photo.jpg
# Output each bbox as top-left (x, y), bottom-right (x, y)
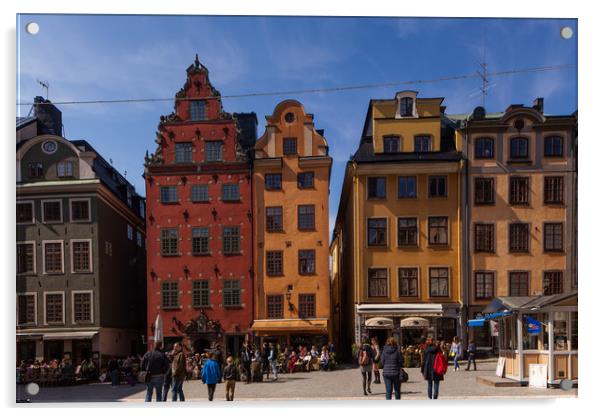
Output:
top-left (371, 337), bottom-right (381, 384)
top-left (466, 339), bottom-right (477, 371)
top-left (201, 352), bottom-right (222, 401)
top-left (421, 336), bottom-right (446, 400)
top-left (357, 339), bottom-right (374, 396)
top-left (380, 337), bottom-right (403, 400)
top-left (450, 336), bottom-right (462, 372)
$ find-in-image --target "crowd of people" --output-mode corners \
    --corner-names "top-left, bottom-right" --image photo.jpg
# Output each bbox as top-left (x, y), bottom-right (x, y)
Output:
top-left (16, 358), bottom-right (98, 386)
top-left (355, 335), bottom-right (479, 400)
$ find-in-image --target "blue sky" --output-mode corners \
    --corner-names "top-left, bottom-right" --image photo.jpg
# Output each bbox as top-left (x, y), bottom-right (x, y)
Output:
top-left (16, 15), bottom-right (577, 228)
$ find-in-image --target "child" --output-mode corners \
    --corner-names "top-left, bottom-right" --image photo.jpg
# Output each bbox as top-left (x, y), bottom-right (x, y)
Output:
top-left (223, 356), bottom-right (238, 401)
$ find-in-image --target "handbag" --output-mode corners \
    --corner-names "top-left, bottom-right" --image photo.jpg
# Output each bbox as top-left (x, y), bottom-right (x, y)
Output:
top-left (400, 368), bottom-right (409, 383)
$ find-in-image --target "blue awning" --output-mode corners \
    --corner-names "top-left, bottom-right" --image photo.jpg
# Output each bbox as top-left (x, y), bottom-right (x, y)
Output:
top-left (467, 311), bottom-right (513, 327)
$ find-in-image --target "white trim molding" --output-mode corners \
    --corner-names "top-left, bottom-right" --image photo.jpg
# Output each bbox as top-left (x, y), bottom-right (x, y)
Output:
top-left (16, 241), bottom-right (37, 275)
top-left (16, 200), bottom-right (35, 225)
top-left (70, 239), bottom-right (93, 273)
top-left (16, 292), bottom-right (38, 326)
top-left (71, 290), bottom-right (94, 325)
top-left (69, 197), bottom-right (92, 223)
top-left (43, 291), bottom-right (65, 326)
top-left (41, 198), bottom-right (64, 224)
top-left (42, 240), bottom-right (64, 275)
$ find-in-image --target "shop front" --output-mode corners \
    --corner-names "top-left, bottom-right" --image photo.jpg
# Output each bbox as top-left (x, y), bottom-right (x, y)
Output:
top-left (355, 303), bottom-right (461, 347)
top-left (251, 318), bottom-right (329, 348)
top-left (472, 291), bottom-right (577, 386)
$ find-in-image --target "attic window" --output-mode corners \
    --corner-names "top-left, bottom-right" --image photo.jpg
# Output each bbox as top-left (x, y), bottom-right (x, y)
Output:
top-left (190, 100), bottom-right (206, 121)
top-left (400, 97), bottom-right (414, 117)
top-left (284, 112), bottom-right (295, 123)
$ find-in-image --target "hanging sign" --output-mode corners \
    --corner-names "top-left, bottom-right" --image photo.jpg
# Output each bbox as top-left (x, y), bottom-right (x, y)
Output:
top-left (525, 315), bottom-right (542, 334)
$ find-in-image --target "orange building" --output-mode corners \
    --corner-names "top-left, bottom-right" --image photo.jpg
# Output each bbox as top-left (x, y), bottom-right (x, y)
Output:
top-left (251, 100), bottom-right (332, 347)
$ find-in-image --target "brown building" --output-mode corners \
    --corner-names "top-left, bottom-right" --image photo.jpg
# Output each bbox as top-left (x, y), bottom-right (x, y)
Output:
top-left (457, 99), bottom-right (577, 348)
top-left (251, 100), bottom-right (332, 347)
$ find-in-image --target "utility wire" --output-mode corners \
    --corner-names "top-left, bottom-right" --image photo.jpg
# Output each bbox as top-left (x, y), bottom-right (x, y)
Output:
top-left (17, 63), bottom-right (576, 106)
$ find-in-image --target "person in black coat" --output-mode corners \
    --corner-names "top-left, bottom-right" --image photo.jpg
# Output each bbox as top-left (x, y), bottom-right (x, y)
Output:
top-left (420, 336), bottom-right (444, 399)
top-left (380, 337), bottom-right (404, 400)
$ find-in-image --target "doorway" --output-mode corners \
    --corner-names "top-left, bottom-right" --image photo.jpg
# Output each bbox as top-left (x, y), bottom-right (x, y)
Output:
top-left (72, 340), bottom-right (91, 365)
top-left (44, 340), bottom-right (64, 361)
top-left (367, 329), bottom-right (389, 347)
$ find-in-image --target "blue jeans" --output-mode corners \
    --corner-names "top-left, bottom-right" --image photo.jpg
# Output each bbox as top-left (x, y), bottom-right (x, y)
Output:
top-left (269, 361), bottom-right (278, 378)
top-left (453, 354), bottom-right (460, 370)
top-left (383, 375), bottom-right (401, 400)
top-left (427, 379), bottom-right (440, 399)
top-left (145, 375), bottom-right (164, 402)
top-left (171, 379), bottom-right (185, 401)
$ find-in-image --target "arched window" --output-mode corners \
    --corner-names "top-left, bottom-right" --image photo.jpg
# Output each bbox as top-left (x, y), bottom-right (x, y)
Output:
top-left (475, 137), bottom-right (494, 159)
top-left (400, 97), bottom-right (414, 117)
top-left (510, 137), bottom-right (529, 159)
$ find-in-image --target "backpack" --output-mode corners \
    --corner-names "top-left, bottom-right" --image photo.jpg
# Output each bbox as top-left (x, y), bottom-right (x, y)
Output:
top-left (433, 352), bottom-right (448, 376)
top-left (358, 348), bottom-right (370, 366)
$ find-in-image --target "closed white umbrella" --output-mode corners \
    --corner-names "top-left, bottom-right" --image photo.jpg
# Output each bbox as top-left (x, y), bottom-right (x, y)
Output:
top-left (154, 314), bottom-right (163, 346)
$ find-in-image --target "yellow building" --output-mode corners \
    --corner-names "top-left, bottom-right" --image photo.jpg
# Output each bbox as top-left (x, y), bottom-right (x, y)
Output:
top-left (331, 91), bottom-right (464, 352)
top-left (457, 100), bottom-right (577, 349)
top-left (252, 100), bottom-right (332, 347)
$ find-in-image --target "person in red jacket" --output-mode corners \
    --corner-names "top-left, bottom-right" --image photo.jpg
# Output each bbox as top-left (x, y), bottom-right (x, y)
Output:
top-left (420, 336), bottom-right (444, 399)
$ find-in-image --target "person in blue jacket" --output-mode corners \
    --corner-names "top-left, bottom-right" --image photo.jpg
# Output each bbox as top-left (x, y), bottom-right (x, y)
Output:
top-left (201, 353), bottom-right (222, 401)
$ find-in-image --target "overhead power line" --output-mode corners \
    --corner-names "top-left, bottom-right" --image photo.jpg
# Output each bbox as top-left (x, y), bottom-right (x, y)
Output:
top-left (17, 64), bottom-right (576, 106)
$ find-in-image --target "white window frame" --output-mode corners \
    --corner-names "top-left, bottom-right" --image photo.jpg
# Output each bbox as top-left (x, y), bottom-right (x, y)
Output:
top-left (16, 200), bottom-right (35, 225)
top-left (427, 215), bottom-right (450, 246)
top-left (41, 199), bottom-right (63, 224)
top-left (396, 216), bottom-right (420, 248)
top-left (366, 216), bottom-right (389, 248)
top-left (42, 240), bottom-right (64, 274)
top-left (17, 292), bottom-right (38, 326)
top-left (367, 266), bottom-right (390, 298)
top-left (16, 241), bottom-right (37, 274)
top-left (70, 238), bottom-right (93, 273)
top-left (69, 198), bottom-right (91, 222)
top-left (71, 290), bottom-right (94, 324)
top-left (43, 291), bottom-right (65, 325)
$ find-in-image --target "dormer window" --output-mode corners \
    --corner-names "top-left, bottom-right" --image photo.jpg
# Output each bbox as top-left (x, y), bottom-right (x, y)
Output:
top-left (383, 136), bottom-right (400, 153)
top-left (57, 161), bottom-right (74, 178)
top-left (190, 100), bottom-right (206, 121)
top-left (400, 97), bottom-right (414, 117)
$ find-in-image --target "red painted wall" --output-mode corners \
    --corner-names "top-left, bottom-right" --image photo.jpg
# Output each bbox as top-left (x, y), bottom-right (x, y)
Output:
top-left (144, 56), bottom-right (253, 354)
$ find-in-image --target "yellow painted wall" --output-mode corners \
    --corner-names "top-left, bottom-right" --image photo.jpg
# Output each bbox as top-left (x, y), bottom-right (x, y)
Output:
top-left (254, 100), bottom-right (332, 323)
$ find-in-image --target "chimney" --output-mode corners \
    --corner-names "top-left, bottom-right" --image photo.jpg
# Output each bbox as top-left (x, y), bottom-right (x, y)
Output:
top-left (33, 96), bottom-right (63, 136)
top-left (532, 97), bottom-right (544, 114)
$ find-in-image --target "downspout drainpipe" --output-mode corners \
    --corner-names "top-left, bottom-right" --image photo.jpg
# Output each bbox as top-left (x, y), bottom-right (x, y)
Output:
top-left (462, 121), bottom-right (471, 348)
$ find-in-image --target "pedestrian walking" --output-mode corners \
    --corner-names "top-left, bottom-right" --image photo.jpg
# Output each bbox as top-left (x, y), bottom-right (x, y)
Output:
top-left (170, 342), bottom-right (186, 401)
top-left (201, 353), bottom-right (222, 401)
top-left (162, 358), bottom-right (172, 401)
top-left (421, 336), bottom-right (446, 399)
top-left (466, 339), bottom-right (477, 371)
top-left (107, 356), bottom-right (120, 386)
top-left (223, 356), bottom-right (238, 401)
top-left (141, 343), bottom-right (170, 402)
top-left (450, 336), bottom-right (462, 372)
top-left (267, 343), bottom-right (278, 380)
top-left (380, 337), bottom-right (403, 400)
top-left (240, 342), bottom-right (252, 384)
top-left (357, 339), bottom-right (374, 396)
top-left (371, 337), bottom-right (381, 384)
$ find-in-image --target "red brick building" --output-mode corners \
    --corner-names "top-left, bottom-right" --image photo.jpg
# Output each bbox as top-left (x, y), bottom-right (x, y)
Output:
top-left (144, 55), bottom-right (256, 357)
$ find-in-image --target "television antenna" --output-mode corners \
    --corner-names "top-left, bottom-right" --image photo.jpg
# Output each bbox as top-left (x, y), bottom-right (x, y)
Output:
top-left (37, 79), bottom-right (49, 99)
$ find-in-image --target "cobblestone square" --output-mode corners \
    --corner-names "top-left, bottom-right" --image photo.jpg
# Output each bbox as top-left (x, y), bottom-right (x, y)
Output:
top-left (17, 359), bottom-right (576, 403)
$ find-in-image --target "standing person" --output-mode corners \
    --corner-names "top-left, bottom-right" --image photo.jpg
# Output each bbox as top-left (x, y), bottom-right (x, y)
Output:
top-left (171, 343), bottom-right (186, 401)
top-left (466, 339), bottom-right (477, 371)
top-left (267, 343), bottom-right (278, 380)
top-left (107, 356), bottom-right (120, 386)
top-left (240, 342), bottom-right (252, 384)
top-left (319, 346), bottom-right (330, 371)
top-left (201, 353), bottom-right (221, 401)
top-left (357, 339), bottom-right (374, 396)
top-left (421, 336), bottom-right (445, 400)
top-left (161, 352), bottom-right (173, 401)
top-left (371, 337), bottom-right (381, 384)
top-left (223, 356), bottom-right (238, 401)
top-left (141, 343), bottom-right (170, 402)
top-left (261, 342), bottom-right (270, 378)
top-left (380, 337), bottom-right (403, 400)
top-left (450, 336), bottom-right (462, 372)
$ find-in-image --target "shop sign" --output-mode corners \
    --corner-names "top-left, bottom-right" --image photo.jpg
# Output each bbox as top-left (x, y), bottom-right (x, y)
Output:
top-left (525, 316), bottom-right (542, 334)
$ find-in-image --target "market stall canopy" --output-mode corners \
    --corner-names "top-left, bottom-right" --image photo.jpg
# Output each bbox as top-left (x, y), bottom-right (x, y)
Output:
top-left (400, 317), bottom-right (430, 328)
top-left (482, 291), bottom-right (577, 314)
top-left (251, 318), bottom-right (328, 333)
top-left (467, 311), bottom-right (513, 327)
top-left (43, 331), bottom-right (98, 340)
top-left (356, 303), bottom-right (443, 317)
top-left (365, 317), bottom-right (394, 328)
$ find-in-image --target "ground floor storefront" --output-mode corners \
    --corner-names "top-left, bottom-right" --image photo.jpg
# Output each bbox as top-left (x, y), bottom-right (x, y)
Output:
top-left (251, 318), bottom-right (330, 348)
top-left (16, 328), bottom-right (143, 368)
top-left (354, 303), bottom-right (462, 347)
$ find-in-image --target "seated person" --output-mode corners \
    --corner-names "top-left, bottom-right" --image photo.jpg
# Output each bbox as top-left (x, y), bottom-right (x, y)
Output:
top-left (287, 351), bottom-right (298, 373)
top-left (319, 347), bottom-right (330, 371)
